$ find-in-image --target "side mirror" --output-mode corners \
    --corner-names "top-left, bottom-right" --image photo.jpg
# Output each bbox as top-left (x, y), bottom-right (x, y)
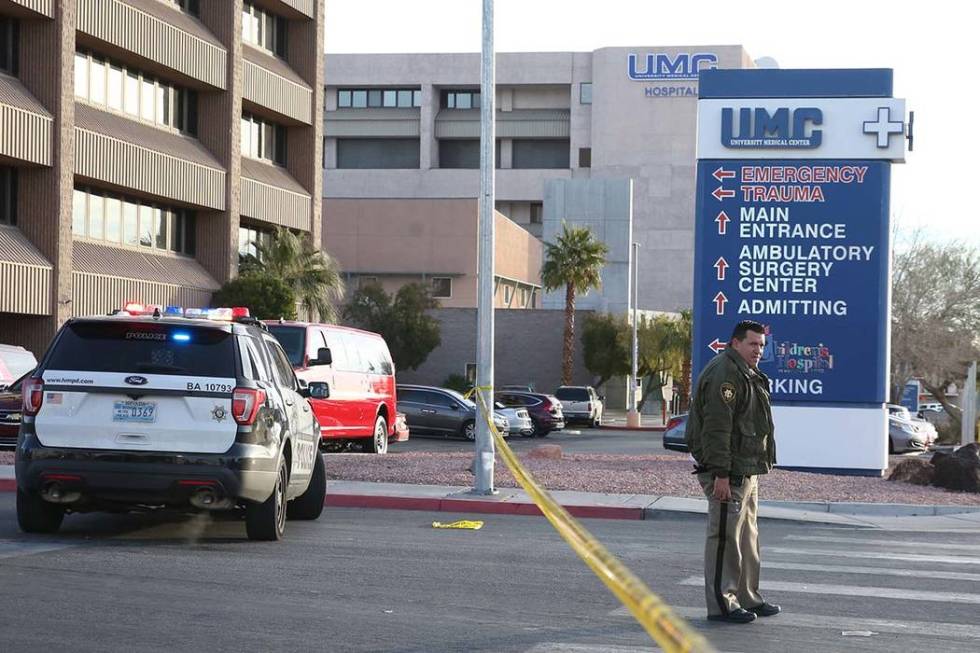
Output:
top-left (310, 347), bottom-right (332, 366)
top-left (308, 381), bottom-right (330, 399)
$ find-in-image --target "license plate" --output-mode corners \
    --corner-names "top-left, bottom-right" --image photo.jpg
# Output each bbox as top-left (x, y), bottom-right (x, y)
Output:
top-left (113, 400), bottom-right (157, 423)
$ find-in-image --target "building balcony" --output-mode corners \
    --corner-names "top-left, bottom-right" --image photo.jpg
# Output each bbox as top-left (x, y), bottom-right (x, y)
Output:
top-left (0, 225), bottom-right (52, 316)
top-left (241, 157), bottom-right (311, 231)
top-left (74, 103), bottom-right (226, 210)
top-left (243, 45), bottom-right (312, 125)
top-left (4, 0), bottom-right (53, 17)
top-left (76, 0), bottom-right (227, 90)
top-left (0, 73), bottom-right (52, 167)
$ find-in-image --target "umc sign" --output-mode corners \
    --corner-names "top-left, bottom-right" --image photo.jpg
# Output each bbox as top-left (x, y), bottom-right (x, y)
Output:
top-left (628, 52), bottom-right (717, 80)
top-left (693, 69), bottom-right (907, 475)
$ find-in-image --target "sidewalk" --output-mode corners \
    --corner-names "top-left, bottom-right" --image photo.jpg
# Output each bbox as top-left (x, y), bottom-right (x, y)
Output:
top-left (600, 409), bottom-right (667, 431)
top-left (4, 465), bottom-right (978, 531)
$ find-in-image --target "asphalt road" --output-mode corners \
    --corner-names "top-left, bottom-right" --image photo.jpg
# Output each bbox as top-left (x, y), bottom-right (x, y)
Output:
top-left (1, 497), bottom-right (978, 652)
top-left (388, 426), bottom-right (673, 456)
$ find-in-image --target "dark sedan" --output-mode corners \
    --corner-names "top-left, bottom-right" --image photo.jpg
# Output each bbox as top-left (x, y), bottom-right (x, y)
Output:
top-left (397, 385), bottom-right (508, 440)
top-left (495, 391), bottom-right (565, 437)
top-left (662, 414), bottom-right (688, 452)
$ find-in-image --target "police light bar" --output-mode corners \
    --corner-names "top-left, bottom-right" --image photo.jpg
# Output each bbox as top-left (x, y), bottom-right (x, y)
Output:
top-left (121, 302), bottom-right (163, 316)
top-left (164, 306), bottom-right (184, 316)
top-left (208, 308), bottom-right (234, 321)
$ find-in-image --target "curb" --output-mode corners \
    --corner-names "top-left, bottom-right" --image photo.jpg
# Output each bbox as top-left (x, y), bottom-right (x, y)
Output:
top-left (599, 425), bottom-right (666, 432)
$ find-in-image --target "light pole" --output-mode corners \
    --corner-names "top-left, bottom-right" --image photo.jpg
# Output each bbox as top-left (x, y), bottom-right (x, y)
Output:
top-left (627, 241), bottom-right (641, 427)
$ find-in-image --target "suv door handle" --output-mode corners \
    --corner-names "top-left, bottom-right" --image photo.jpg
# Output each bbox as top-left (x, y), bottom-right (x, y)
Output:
top-left (285, 398), bottom-right (295, 406)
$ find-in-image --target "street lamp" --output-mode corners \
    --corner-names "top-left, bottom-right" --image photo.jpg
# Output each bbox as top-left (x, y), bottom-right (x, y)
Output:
top-left (627, 242), bottom-right (641, 427)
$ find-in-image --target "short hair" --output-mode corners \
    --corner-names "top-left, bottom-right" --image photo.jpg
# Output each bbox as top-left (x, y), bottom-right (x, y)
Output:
top-left (731, 320), bottom-right (766, 342)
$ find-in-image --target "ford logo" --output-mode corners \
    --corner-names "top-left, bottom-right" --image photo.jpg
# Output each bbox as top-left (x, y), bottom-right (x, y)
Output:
top-left (124, 376), bottom-right (148, 386)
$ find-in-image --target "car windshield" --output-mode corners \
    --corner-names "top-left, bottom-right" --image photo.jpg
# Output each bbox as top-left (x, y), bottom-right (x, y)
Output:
top-left (555, 387), bottom-right (589, 401)
top-left (890, 406), bottom-right (912, 420)
top-left (266, 325), bottom-right (306, 367)
top-left (45, 322), bottom-right (235, 377)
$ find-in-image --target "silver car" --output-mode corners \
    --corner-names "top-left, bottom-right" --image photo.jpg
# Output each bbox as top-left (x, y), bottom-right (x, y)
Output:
top-left (495, 402), bottom-right (534, 437)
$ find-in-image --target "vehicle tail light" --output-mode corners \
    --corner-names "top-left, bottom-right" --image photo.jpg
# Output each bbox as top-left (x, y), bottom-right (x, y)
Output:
top-left (232, 387), bottom-right (266, 426)
top-left (587, 402), bottom-right (592, 412)
top-left (23, 378), bottom-right (43, 416)
top-left (666, 417), bottom-right (683, 430)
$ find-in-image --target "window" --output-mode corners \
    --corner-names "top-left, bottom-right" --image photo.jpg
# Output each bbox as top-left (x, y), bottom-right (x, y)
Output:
top-left (529, 202), bottom-right (543, 225)
top-left (336, 138), bottom-right (420, 169)
top-left (72, 186), bottom-right (195, 255)
top-left (0, 167), bottom-right (16, 226)
top-left (438, 140), bottom-right (479, 169)
top-left (74, 51), bottom-right (197, 134)
top-left (166, 0), bottom-right (200, 15)
top-left (238, 225), bottom-right (273, 261)
top-left (504, 285), bottom-right (513, 305)
top-left (512, 139), bottom-right (570, 169)
top-left (578, 147), bottom-right (592, 168)
top-left (431, 277), bottom-right (452, 299)
top-left (1, 17), bottom-right (18, 75)
top-left (336, 88), bottom-right (421, 109)
top-left (579, 82), bottom-right (593, 105)
top-left (242, 2), bottom-right (286, 57)
top-left (241, 114), bottom-right (286, 165)
top-left (442, 89), bottom-right (480, 110)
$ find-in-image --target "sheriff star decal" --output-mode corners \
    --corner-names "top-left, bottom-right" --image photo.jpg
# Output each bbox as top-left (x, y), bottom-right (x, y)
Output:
top-left (720, 382), bottom-right (736, 404)
top-left (211, 405), bottom-right (228, 422)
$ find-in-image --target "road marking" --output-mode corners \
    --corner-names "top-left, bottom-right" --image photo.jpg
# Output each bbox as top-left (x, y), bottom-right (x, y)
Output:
top-left (0, 539), bottom-right (75, 559)
top-left (764, 560), bottom-right (980, 583)
top-left (783, 534), bottom-right (980, 553)
top-left (679, 576), bottom-right (980, 605)
top-left (767, 546), bottom-right (980, 565)
top-left (608, 606), bottom-right (980, 641)
top-left (524, 644), bottom-right (659, 652)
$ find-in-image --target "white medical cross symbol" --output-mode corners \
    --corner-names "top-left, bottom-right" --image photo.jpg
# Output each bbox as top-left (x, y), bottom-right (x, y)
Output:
top-left (863, 107), bottom-right (904, 148)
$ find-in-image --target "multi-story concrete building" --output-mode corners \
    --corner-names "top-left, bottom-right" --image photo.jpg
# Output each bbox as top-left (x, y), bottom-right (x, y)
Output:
top-left (323, 46), bottom-right (755, 314)
top-left (0, 0), bottom-right (322, 355)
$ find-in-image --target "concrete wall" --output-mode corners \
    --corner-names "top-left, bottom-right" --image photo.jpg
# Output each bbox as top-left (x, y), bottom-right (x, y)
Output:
top-left (395, 307), bottom-right (593, 392)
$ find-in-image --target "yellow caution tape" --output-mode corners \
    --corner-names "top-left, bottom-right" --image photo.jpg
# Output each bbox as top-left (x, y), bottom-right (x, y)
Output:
top-left (473, 392), bottom-right (713, 653)
top-left (432, 520), bottom-right (484, 530)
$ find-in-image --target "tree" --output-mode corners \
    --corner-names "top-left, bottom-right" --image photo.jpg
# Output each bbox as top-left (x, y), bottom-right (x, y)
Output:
top-left (344, 282), bottom-right (442, 371)
top-left (211, 274), bottom-right (297, 320)
top-left (255, 227), bottom-right (345, 323)
top-left (581, 312), bottom-right (630, 390)
top-left (541, 223), bottom-right (609, 385)
top-left (636, 314), bottom-right (688, 411)
top-left (891, 238), bottom-right (980, 435)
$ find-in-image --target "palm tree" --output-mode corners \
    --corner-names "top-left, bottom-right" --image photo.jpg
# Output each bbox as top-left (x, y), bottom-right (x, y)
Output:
top-left (255, 227), bottom-right (345, 322)
top-left (541, 223), bottom-right (609, 385)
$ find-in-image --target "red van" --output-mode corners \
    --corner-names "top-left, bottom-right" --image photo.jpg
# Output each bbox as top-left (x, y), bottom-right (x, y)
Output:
top-left (265, 321), bottom-right (402, 454)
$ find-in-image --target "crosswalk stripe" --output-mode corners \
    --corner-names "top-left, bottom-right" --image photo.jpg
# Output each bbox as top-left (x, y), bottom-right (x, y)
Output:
top-left (679, 576), bottom-right (980, 605)
top-left (0, 539), bottom-right (74, 559)
top-left (607, 606), bottom-right (980, 641)
top-left (524, 644), bottom-right (659, 652)
top-left (767, 546), bottom-right (980, 565)
top-left (764, 560), bottom-right (980, 583)
top-left (783, 534), bottom-right (980, 553)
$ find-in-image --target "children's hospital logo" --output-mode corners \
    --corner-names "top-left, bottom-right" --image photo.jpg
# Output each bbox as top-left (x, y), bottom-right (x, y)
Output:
top-left (773, 338), bottom-right (835, 374)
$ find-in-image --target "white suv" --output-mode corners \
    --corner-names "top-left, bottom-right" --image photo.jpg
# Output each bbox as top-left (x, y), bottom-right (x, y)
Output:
top-left (554, 386), bottom-right (604, 428)
top-left (15, 307), bottom-right (325, 541)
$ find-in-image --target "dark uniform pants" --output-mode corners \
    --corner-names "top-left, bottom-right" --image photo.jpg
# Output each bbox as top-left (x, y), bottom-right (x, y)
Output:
top-left (697, 473), bottom-right (763, 616)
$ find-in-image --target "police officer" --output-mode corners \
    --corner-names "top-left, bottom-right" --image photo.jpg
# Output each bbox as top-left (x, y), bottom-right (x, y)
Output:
top-left (685, 319), bottom-right (780, 624)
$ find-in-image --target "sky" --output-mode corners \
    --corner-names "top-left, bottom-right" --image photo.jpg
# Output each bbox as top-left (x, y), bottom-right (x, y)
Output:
top-left (323, 0), bottom-right (978, 247)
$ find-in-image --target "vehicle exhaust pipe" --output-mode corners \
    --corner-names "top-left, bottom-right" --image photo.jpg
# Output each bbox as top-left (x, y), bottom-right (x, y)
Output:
top-left (189, 486), bottom-right (231, 510)
top-left (41, 481), bottom-right (81, 504)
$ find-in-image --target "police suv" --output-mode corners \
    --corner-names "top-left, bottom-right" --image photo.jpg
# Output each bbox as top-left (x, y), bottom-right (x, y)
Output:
top-left (15, 303), bottom-right (326, 541)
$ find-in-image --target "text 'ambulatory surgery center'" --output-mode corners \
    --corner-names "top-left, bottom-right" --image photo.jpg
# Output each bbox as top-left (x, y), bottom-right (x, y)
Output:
top-left (322, 46), bottom-right (756, 314)
top-left (0, 0), bottom-right (322, 355)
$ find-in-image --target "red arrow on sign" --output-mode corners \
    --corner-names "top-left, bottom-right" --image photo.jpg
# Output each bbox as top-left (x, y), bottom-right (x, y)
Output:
top-left (712, 166), bottom-right (736, 182)
top-left (715, 211), bottom-right (731, 235)
top-left (713, 291), bottom-right (728, 315)
top-left (714, 256), bottom-right (729, 281)
top-left (707, 338), bottom-right (727, 354)
top-left (712, 186), bottom-right (735, 201)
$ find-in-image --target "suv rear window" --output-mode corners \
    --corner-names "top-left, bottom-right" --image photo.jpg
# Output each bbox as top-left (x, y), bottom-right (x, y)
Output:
top-left (555, 387), bottom-right (589, 401)
top-left (45, 322), bottom-right (236, 378)
top-left (266, 325), bottom-right (306, 367)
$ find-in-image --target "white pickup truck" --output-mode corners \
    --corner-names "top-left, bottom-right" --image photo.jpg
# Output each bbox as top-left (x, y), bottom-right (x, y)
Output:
top-left (554, 386), bottom-right (603, 428)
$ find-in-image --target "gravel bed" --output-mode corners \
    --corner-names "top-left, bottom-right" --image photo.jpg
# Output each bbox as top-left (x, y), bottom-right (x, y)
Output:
top-left (4, 450), bottom-right (976, 506)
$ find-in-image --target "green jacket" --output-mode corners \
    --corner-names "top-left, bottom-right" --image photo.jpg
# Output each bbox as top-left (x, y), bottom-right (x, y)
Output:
top-left (685, 346), bottom-right (776, 478)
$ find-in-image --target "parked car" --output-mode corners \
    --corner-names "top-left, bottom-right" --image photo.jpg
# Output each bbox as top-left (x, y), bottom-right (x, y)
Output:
top-left (495, 391), bottom-right (565, 437)
top-left (500, 384), bottom-right (535, 392)
top-left (15, 304), bottom-right (324, 540)
top-left (887, 404), bottom-right (938, 441)
top-left (494, 401), bottom-right (534, 437)
top-left (265, 320), bottom-right (403, 454)
top-left (0, 371), bottom-right (31, 450)
top-left (397, 385), bottom-right (509, 440)
top-left (889, 413), bottom-right (936, 453)
top-left (554, 385), bottom-right (604, 427)
top-left (662, 414), bottom-right (689, 452)
top-left (0, 344), bottom-right (37, 392)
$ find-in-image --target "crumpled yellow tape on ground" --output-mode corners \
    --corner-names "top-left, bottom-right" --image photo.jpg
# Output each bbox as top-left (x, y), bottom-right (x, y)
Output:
top-left (472, 390), bottom-right (713, 653)
top-left (432, 520), bottom-right (484, 530)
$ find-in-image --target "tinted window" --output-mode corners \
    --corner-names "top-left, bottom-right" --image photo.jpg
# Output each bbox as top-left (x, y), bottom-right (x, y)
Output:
top-left (555, 387), bottom-right (590, 401)
top-left (266, 325), bottom-right (306, 367)
top-left (46, 322), bottom-right (235, 377)
top-left (265, 338), bottom-right (296, 389)
top-left (397, 388), bottom-right (421, 403)
top-left (425, 391), bottom-right (458, 409)
top-left (243, 337), bottom-right (270, 382)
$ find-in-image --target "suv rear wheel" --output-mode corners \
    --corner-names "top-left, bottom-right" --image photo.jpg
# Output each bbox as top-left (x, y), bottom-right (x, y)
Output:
top-left (16, 488), bottom-right (65, 534)
top-left (246, 458), bottom-right (287, 541)
top-left (287, 452), bottom-right (325, 520)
